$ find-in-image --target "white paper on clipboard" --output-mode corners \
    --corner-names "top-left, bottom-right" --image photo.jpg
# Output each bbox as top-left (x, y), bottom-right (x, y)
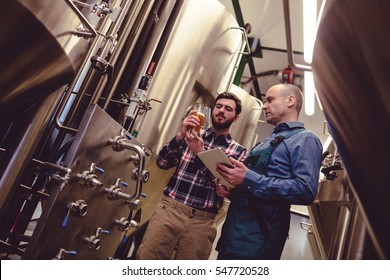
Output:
top-left (197, 148), bottom-right (235, 189)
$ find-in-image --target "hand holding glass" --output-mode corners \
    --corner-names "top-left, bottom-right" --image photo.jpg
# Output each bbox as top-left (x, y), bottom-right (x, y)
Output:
top-left (189, 104), bottom-right (210, 133)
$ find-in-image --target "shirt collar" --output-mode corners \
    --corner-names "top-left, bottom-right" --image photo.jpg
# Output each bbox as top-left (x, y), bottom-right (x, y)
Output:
top-left (204, 127), bottom-right (233, 144)
top-left (273, 122), bottom-right (304, 134)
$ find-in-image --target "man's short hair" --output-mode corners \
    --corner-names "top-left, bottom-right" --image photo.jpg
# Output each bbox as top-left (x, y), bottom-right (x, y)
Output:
top-left (215, 92), bottom-right (242, 115)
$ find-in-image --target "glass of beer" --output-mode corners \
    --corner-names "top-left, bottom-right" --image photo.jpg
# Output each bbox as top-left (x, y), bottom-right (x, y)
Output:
top-left (190, 104), bottom-right (208, 133)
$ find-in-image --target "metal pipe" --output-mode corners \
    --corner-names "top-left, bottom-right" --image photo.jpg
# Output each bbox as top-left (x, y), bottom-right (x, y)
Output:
top-left (0, 86), bottom-right (67, 233)
top-left (90, 0), bottom-right (134, 104)
top-left (108, 131), bottom-right (148, 200)
top-left (282, 0), bottom-right (311, 71)
top-left (52, 1), bottom-right (121, 135)
top-left (100, 0), bottom-right (159, 109)
top-left (64, 0), bottom-right (98, 38)
top-left (226, 26), bottom-right (251, 92)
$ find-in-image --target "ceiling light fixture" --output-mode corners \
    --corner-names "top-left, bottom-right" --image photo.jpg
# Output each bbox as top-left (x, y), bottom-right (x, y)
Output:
top-left (303, 0), bottom-right (317, 64)
top-left (304, 71), bottom-right (315, 116)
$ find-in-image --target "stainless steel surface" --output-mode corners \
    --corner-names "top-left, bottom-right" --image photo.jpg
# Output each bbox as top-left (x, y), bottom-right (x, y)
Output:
top-left (308, 139), bottom-right (349, 259)
top-left (0, 0), bottom-right (104, 118)
top-left (24, 105), bottom-right (153, 259)
top-left (0, 86), bottom-right (68, 213)
top-left (107, 0), bottom-right (180, 103)
top-left (308, 138), bottom-right (380, 259)
top-left (1, 0), bottom-right (257, 259)
top-left (134, 0), bottom-right (246, 153)
top-left (313, 0), bottom-right (390, 259)
top-left (99, 0), bottom-right (160, 109)
top-left (229, 85), bottom-right (262, 149)
top-left (1, 0), bottom-right (388, 261)
top-left (52, 0), bottom-right (141, 134)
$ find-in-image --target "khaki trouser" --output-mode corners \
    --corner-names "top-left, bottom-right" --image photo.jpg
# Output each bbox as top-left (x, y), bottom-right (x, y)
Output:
top-left (136, 196), bottom-right (217, 260)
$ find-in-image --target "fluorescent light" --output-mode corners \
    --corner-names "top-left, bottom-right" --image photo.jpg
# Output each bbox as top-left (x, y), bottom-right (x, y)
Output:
top-left (303, 0), bottom-right (317, 64)
top-left (304, 71), bottom-right (315, 116)
top-left (251, 0), bottom-right (271, 52)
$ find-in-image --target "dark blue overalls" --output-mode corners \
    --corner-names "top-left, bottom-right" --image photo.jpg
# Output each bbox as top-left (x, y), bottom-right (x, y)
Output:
top-left (216, 128), bottom-right (304, 259)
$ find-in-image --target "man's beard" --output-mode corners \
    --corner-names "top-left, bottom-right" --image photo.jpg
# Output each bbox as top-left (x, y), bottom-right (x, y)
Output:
top-left (212, 116), bottom-right (234, 130)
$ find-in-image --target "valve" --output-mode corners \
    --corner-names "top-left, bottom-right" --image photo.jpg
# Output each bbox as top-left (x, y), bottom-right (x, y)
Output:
top-left (90, 1), bottom-right (111, 18)
top-left (119, 218), bottom-right (139, 244)
top-left (73, 0), bottom-right (112, 18)
top-left (43, 162), bottom-right (71, 191)
top-left (129, 154), bottom-right (140, 167)
top-left (68, 200), bottom-right (88, 216)
top-left (76, 163), bottom-right (104, 188)
top-left (61, 200), bottom-right (88, 228)
top-left (109, 135), bottom-right (126, 152)
top-left (127, 199), bottom-right (142, 211)
top-left (320, 153), bottom-right (343, 180)
top-left (104, 178), bottom-right (131, 201)
top-left (129, 219), bottom-right (139, 228)
top-left (127, 192), bottom-right (146, 211)
top-left (53, 248), bottom-right (77, 260)
top-left (142, 144), bottom-right (152, 157)
top-left (84, 227), bottom-right (110, 250)
top-left (115, 217), bottom-right (131, 231)
top-left (108, 130), bottom-right (150, 201)
top-left (131, 169), bottom-right (150, 183)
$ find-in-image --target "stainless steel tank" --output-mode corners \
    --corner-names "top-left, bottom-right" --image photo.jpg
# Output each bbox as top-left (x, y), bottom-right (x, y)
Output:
top-left (228, 84), bottom-right (262, 149)
top-left (133, 0), bottom-right (249, 152)
top-left (0, 0), bottom-right (258, 260)
top-left (312, 0), bottom-right (390, 259)
top-left (0, 0), bottom-right (103, 119)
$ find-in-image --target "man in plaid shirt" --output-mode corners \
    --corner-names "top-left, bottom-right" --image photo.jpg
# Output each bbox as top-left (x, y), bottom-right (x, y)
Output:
top-left (136, 92), bottom-right (247, 260)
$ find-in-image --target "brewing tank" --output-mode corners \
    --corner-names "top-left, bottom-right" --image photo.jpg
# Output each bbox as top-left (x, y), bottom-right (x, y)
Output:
top-left (312, 0), bottom-right (390, 258)
top-left (0, 0), bottom-right (258, 260)
top-left (0, 0), bottom-right (103, 119)
top-left (132, 0), bottom-right (248, 152)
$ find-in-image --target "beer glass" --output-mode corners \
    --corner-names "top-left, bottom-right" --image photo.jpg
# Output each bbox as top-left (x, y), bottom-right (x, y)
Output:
top-left (190, 104), bottom-right (210, 133)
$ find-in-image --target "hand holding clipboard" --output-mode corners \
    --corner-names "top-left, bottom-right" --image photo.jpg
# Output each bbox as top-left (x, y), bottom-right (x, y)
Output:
top-left (197, 148), bottom-right (235, 189)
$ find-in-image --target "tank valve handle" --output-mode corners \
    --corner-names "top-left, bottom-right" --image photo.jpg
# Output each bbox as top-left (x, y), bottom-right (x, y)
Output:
top-left (115, 217), bottom-right (131, 231)
top-left (84, 227), bottom-right (110, 250)
top-left (44, 162), bottom-right (71, 191)
top-left (76, 162), bottom-right (104, 188)
top-left (61, 200), bottom-right (88, 228)
top-left (104, 178), bottom-right (130, 201)
top-left (53, 248), bottom-right (77, 260)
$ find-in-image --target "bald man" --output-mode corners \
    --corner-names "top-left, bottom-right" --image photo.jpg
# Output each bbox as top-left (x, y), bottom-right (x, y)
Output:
top-left (215, 84), bottom-right (323, 260)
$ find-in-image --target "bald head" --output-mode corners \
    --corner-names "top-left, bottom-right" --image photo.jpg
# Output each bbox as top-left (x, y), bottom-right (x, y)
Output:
top-left (262, 84), bottom-right (304, 126)
top-left (272, 84), bottom-right (303, 114)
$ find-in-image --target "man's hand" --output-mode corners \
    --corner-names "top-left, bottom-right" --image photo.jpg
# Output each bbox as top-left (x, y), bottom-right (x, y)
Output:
top-left (185, 130), bottom-right (204, 154)
top-left (216, 157), bottom-right (248, 186)
top-left (214, 179), bottom-right (231, 197)
top-left (176, 113), bottom-right (200, 141)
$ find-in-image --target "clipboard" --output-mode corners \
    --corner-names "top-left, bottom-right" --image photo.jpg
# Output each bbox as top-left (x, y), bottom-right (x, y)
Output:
top-left (197, 148), bottom-right (235, 188)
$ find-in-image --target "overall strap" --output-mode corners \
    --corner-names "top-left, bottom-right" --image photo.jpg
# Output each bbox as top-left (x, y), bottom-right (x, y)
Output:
top-left (244, 127), bottom-right (305, 175)
top-left (244, 127), bottom-right (305, 241)
top-left (269, 127), bottom-right (305, 147)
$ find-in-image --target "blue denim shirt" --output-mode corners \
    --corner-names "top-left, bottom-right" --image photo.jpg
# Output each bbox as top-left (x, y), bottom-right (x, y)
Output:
top-left (244, 122), bottom-right (322, 205)
top-left (216, 122), bottom-right (323, 259)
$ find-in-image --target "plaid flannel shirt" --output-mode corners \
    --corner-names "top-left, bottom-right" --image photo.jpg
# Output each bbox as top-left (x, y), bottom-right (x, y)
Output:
top-left (156, 128), bottom-right (247, 213)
